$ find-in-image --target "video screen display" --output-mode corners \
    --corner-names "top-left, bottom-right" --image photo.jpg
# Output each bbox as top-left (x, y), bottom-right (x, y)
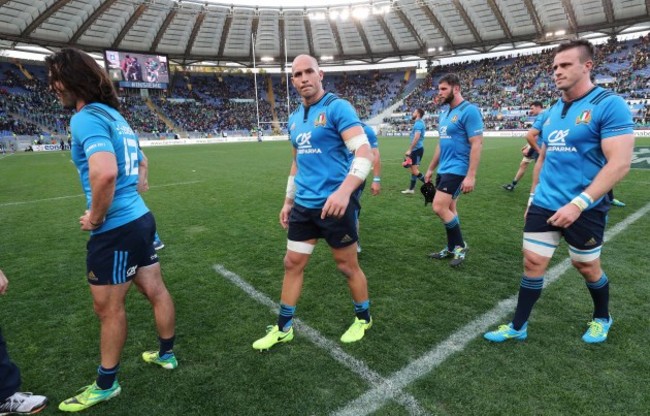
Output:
top-left (104, 50), bottom-right (169, 89)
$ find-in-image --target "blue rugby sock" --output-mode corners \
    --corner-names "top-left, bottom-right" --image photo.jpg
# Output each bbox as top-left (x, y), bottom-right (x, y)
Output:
top-left (354, 300), bottom-right (371, 322)
top-left (96, 363), bottom-right (119, 390)
top-left (512, 276), bottom-right (544, 330)
top-left (159, 335), bottom-right (175, 358)
top-left (278, 304), bottom-right (296, 332)
top-left (444, 216), bottom-right (464, 250)
top-left (409, 175), bottom-right (417, 190)
top-left (586, 273), bottom-right (609, 319)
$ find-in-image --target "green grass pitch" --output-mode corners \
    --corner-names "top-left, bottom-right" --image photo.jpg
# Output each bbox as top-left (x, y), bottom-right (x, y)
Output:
top-left (0, 136), bottom-right (648, 415)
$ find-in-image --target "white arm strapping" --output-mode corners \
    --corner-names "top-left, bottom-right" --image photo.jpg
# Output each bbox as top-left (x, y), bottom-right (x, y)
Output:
top-left (345, 134), bottom-right (369, 153)
top-left (350, 157), bottom-right (372, 180)
top-left (286, 175), bottom-right (296, 199)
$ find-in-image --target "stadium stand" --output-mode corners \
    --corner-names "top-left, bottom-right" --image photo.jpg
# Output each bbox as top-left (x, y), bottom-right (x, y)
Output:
top-left (2, 34), bottom-right (650, 140)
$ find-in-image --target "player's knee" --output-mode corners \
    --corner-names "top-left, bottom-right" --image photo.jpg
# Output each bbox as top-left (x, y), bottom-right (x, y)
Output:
top-left (523, 253), bottom-right (546, 274)
top-left (571, 260), bottom-right (600, 280)
top-left (92, 301), bottom-right (125, 320)
top-left (432, 200), bottom-right (447, 217)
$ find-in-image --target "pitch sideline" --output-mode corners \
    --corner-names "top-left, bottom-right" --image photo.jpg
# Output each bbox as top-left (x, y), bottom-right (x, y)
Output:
top-left (0, 180), bottom-right (204, 207)
top-left (332, 201), bottom-right (650, 416)
top-left (212, 264), bottom-right (431, 416)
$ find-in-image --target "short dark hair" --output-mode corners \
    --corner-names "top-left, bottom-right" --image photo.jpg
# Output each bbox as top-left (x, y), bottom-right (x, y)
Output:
top-left (531, 101), bottom-right (543, 108)
top-left (45, 48), bottom-right (120, 110)
top-left (554, 39), bottom-right (595, 62)
top-left (415, 108), bottom-right (424, 118)
top-left (438, 73), bottom-right (461, 88)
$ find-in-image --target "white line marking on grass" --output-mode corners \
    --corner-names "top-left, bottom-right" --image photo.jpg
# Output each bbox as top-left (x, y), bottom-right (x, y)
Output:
top-left (0, 180), bottom-right (204, 207)
top-left (333, 201), bottom-right (650, 416)
top-left (213, 264), bottom-right (431, 416)
top-left (0, 153), bottom-right (14, 161)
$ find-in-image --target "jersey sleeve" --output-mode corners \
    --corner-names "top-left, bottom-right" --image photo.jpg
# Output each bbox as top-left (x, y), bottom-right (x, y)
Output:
top-left (532, 111), bottom-right (547, 131)
top-left (599, 95), bottom-right (634, 139)
top-left (329, 99), bottom-right (362, 135)
top-left (464, 105), bottom-right (484, 137)
top-left (363, 125), bottom-right (379, 148)
top-left (71, 112), bottom-right (115, 157)
top-left (415, 120), bottom-right (426, 136)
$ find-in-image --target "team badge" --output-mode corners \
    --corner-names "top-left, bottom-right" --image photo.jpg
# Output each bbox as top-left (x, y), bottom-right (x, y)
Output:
top-left (576, 110), bottom-right (592, 125)
top-left (451, 115), bottom-right (458, 123)
top-left (314, 112), bottom-right (327, 127)
top-left (290, 122), bottom-right (296, 131)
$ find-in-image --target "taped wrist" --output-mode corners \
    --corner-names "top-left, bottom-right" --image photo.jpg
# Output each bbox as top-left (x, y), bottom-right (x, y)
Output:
top-left (350, 157), bottom-right (372, 180)
top-left (286, 175), bottom-right (296, 199)
top-left (570, 192), bottom-right (593, 212)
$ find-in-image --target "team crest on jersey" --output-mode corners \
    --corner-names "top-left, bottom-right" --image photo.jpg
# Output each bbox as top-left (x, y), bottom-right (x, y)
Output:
top-left (290, 122), bottom-right (296, 131)
top-left (314, 112), bottom-right (327, 127)
top-left (451, 115), bottom-right (458, 123)
top-left (576, 110), bottom-right (592, 125)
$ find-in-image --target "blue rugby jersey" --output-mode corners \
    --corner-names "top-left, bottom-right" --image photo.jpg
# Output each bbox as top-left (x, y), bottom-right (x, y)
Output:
top-left (70, 103), bottom-right (149, 234)
top-left (288, 92), bottom-right (363, 209)
top-left (363, 124), bottom-right (378, 149)
top-left (531, 110), bottom-right (549, 148)
top-left (533, 87), bottom-right (634, 212)
top-left (410, 119), bottom-right (426, 151)
top-left (437, 101), bottom-right (484, 176)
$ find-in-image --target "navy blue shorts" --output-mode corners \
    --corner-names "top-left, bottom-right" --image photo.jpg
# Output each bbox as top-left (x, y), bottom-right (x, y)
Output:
top-left (86, 212), bottom-right (159, 285)
top-left (410, 148), bottom-right (424, 166)
top-left (524, 204), bottom-right (607, 250)
top-left (288, 199), bottom-right (360, 249)
top-left (435, 173), bottom-right (465, 199)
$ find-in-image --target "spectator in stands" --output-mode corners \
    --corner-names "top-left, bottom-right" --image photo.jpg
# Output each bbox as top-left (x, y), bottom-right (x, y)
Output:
top-left (0, 268), bottom-right (49, 415)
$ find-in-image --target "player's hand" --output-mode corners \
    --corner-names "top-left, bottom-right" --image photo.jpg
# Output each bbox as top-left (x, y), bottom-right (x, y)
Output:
top-left (405, 150), bottom-right (411, 156)
top-left (137, 178), bottom-right (149, 193)
top-left (371, 182), bottom-right (381, 196)
top-left (546, 203), bottom-right (582, 228)
top-left (461, 176), bottom-right (476, 194)
top-left (0, 270), bottom-right (8, 295)
top-left (424, 170), bottom-right (433, 183)
top-left (79, 210), bottom-right (102, 231)
top-left (321, 190), bottom-right (349, 219)
top-left (279, 202), bottom-right (293, 229)
top-left (521, 145), bottom-right (531, 156)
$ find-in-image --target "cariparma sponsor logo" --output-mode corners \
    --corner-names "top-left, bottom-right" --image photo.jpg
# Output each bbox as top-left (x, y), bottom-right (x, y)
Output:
top-left (576, 109), bottom-right (592, 125)
top-left (294, 131), bottom-right (322, 154)
top-left (546, 129), bottom-right (577, 152)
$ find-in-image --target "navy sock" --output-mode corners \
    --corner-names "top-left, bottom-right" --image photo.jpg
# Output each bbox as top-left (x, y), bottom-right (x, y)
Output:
top-left (444, 216), bottom-right (464, 250)
top-left (354, 300), bottom-right (371, 322)
top-left (417, 173), bottom-right (425, 183)
top-left (586, 274), bottom-right (609, 319)
top-left (277, 304), bottom-right (296, 332)
top-left (158, 335), bottom-right (175, 358)
top-left (96, 364), bottom-right (119, 390)
top-left (512, 276), bottom-right (544, 330)
top-left (409, 175), bottom-right (417, 190)
top-left (512, 180), bottom-right (518, 186)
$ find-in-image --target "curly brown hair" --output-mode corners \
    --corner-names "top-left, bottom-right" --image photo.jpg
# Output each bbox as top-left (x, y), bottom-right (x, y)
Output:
top-left (45, 48), bottom-right (120, 110)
